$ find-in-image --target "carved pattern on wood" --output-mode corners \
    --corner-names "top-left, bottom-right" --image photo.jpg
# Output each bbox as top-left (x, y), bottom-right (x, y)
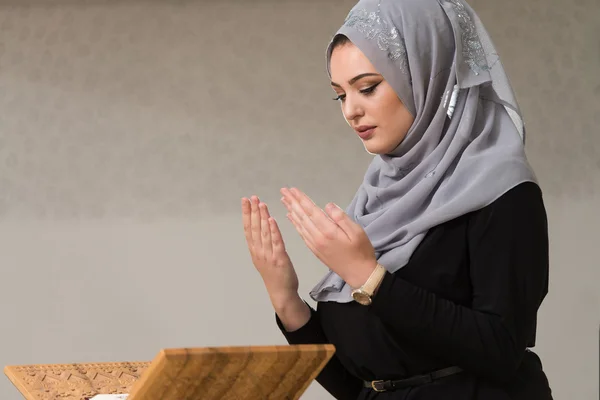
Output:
top-left (4, 362), bottom-right (150, 400)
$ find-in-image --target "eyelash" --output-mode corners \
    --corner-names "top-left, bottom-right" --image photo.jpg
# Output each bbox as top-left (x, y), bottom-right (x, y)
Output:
top-left (333, 82), bottom-right (381, 102)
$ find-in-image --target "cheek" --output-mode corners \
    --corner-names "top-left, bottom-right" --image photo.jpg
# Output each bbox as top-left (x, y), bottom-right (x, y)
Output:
top-left (380, 98), bottom-right (413, 140)
top-left (380, 97), bottom-right (405, 127)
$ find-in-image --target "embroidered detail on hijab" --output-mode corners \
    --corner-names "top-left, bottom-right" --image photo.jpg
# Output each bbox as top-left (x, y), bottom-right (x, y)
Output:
top-left (445, 0), bottom-right (489, 75)
top-left (343, 0), bottom-right (408, 68)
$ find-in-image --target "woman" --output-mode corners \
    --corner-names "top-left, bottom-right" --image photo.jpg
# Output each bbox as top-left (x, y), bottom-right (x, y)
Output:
top-left (241, 0), bottom-right (553, 398)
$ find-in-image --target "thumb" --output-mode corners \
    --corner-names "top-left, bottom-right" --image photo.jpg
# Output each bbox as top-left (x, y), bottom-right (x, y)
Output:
top-left (326, 203), bottom-right (355, 234)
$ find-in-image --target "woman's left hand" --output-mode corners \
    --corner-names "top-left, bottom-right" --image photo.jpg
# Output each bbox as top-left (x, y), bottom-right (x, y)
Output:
top-left (280, 187), bottom-right (378, 288)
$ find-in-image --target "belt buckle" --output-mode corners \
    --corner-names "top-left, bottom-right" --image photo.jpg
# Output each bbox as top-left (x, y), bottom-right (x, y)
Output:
top-left (371, 380), bottom-right (386, 392)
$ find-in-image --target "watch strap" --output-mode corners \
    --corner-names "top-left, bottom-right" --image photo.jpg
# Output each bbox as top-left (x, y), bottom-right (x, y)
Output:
top-left (361, 263), bottom-right (386, 296)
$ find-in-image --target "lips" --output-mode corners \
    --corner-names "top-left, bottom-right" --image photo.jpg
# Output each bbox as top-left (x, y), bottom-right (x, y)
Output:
top-left (354, 125), bottom-right (376, 140)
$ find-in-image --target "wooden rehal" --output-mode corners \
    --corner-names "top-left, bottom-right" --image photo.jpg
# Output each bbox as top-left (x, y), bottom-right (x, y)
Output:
top-left (4, 344), bottom-right (335, 400)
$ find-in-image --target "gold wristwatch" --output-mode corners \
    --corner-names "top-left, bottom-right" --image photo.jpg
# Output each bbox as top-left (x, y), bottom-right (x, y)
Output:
top-left (351, 263), bottom-right (387, 306)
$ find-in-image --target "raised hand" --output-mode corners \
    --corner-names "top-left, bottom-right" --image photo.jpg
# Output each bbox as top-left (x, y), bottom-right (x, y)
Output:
top-left (241, 195), bottom-right (299, 304)
top-left (280, 187), bottom-right (378, 289)
top-left (242, 195), bottom-right (310, 331)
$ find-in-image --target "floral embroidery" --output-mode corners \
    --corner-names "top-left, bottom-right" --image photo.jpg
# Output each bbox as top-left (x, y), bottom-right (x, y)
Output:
top-left (342, 0), bottom-right (408, 71)
top-left (445, 0), bottom-right (490, 75)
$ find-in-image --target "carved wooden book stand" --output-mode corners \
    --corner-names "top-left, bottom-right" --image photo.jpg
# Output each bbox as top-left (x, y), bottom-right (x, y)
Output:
top-left (4, 344), bottom-right (335, 400)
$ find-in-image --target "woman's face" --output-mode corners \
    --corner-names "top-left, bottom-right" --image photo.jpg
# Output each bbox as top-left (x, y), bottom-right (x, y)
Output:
top-left (329, 41), bottom-right (414, 155)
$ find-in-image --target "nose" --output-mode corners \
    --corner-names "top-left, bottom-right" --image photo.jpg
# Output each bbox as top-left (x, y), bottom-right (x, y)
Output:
top-left (342, 94), bottom-right (365, 123)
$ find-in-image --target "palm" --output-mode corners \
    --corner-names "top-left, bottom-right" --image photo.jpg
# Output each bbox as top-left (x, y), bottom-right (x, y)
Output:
top-left (242, 196), bottom-right (299, 298)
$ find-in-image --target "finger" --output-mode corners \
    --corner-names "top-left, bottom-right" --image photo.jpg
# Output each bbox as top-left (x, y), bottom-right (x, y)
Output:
top-left (269, 217), bottom-right (286, 254)
top-left (325, 203), bottom-right (353, 239)
top-left (287, 209), bottom-right (315, 245)
top-left (282, 195), bottom-right (306, 232)
top-left (241, 197), bottom-right (254, 248)
top-left (250, 196), bottom-right (262, 248)
top-left (281, 195), bottom-right (301, 223)
top-left (281, 195), bottom-right (291, 212)
top-left (283, 187), bottom-right (315, 217)
top-left (259, 202), bottom-right (273, 256)
top-left (287, 212), bottom-right (305, 241)
top-left (281, 188), bottom-right (311, 224)
top-left (287, 212), bottom-right (320, 257)
top-left (282, 190), bottom-right (322, 241)
top-left (284, 187), bottom-right (339, 239)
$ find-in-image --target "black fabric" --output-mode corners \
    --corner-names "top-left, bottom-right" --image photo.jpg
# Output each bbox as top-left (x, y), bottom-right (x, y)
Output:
top-left (275, 182), bottom-right (553, 400)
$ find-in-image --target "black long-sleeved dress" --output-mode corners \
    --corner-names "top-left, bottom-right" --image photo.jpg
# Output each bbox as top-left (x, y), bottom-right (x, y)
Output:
top-left (276, 182), bottom-right (553, 399)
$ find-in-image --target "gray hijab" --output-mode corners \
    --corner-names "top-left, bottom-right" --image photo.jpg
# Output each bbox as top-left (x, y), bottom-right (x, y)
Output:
top-left (309, 0), bottom-right (537, 303)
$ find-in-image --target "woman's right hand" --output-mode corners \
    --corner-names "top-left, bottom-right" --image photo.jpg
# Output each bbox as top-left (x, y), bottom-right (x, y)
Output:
top-left (242, 195), bottom-right (311, 331)
top-left (242, 195), bottom-right (299, 307)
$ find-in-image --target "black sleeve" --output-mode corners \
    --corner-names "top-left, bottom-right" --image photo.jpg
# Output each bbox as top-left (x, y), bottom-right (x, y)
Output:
top-left (369, 182), bottom-right (549, 383)
top-left (275, 304), bottom-right (363, 400)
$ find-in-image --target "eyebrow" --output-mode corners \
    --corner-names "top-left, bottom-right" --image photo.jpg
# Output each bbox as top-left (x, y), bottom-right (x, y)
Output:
top-left (330, 73), bottom-right (381, 87)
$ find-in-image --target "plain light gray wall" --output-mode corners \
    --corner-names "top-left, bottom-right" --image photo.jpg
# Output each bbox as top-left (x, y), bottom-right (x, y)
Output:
top-left (0, 0), bottom-right (598, 399)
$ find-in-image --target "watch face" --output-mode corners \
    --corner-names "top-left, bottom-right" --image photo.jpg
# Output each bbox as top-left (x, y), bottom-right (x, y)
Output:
top-left (352, 291), bottom-right (372, 306)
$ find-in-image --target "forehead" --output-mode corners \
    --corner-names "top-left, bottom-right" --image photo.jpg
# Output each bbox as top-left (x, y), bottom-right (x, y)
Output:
top-left (329, 43), bottom-right (379, 82)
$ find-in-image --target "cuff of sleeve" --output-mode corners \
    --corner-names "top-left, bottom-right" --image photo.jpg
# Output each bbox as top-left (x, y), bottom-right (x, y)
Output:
top-left (275, 301), bottom-right (328, 345)
top-left (370, 271), bottom-right (405, 316)
top-left (370, 272), bottom-right (428, 332)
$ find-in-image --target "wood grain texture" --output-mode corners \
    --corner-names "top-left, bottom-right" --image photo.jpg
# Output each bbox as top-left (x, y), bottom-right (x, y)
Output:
top-left (4, 344), bottom-right (335, 400)
top-left (127, 344), bottom-right (335, 400)
top-left (3, 361), bottom-right (149, 400)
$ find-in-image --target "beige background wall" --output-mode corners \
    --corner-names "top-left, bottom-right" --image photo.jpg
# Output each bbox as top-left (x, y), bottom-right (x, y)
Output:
top-left (0, 0), bottom-right (598, 398)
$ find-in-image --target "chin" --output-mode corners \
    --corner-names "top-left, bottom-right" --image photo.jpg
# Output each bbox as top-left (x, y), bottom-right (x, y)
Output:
top-left (364, 147), bottom-right (380, 155)
top-left (362, 134), bottom-right (405, 155)
top-left (362, 141), bottom-right (392, 155)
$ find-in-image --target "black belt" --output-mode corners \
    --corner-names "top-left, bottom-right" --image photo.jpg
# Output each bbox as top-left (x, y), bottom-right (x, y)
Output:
top-left (364, 366), bottom-right (463, 392)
